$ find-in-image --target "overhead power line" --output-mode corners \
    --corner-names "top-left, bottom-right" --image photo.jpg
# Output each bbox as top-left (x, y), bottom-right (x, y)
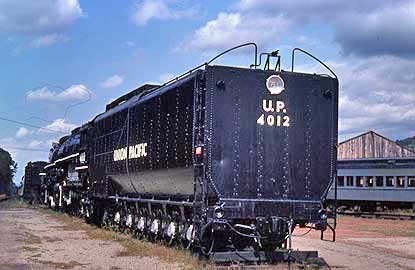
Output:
top-left (0, 116), bottom-right (66, 134)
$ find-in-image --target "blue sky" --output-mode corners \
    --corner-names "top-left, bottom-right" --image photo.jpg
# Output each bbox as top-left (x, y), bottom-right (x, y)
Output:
top-left (0, 0), bottom-right (414, 184)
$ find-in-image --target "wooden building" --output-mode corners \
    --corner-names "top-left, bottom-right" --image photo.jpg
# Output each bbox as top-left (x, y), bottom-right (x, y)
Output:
top-left (337, 131), bottom-right (415, 159)
top-left (327, 131), bottom-right (415, 208)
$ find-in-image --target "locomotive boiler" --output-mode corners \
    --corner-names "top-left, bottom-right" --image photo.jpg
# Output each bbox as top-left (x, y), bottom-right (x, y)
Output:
top-left (39, 44), bottom-right (338, 260)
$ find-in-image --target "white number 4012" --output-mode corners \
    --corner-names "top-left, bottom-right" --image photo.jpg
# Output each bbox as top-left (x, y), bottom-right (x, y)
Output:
top-left (257, 114), bottom-right (290, 127)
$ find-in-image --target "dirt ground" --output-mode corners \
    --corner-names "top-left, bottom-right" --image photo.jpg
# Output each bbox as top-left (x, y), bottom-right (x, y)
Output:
top-left (0, 202), bottom-right (197, 270)
top-left (292, 216), bottom-right (415, 270)
top-left (1, 202), bottom-right (414, 270)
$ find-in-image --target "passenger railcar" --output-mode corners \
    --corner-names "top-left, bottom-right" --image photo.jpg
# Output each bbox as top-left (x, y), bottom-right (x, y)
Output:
top-left (38, 44), bottom-right (339, 259)
top-left (328, 157), bottom-right (415, 211)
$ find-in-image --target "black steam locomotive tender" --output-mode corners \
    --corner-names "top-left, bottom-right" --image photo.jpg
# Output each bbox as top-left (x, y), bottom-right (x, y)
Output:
top-left (41, 44), bottom-right (338, 261)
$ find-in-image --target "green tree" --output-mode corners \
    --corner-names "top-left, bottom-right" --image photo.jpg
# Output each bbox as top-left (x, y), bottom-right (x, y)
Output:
top-left (396, 136), bottom-right (415, 151)
top-left (0, 148), bottom-right (18, 194)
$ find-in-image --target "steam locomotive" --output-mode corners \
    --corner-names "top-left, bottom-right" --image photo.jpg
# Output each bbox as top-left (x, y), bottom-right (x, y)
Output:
top-left (22, 161), bottom-right (47, 203)
top-left (37, 44), bottom-right (338, 259)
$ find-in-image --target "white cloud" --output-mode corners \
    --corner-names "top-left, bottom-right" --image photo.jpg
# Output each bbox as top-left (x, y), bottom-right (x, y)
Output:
top-left (101, 75), bottom-right (124, 88)
top-left (335, 56), bottom-right (415, 139)
top-left (142, 81), bottom-right (162, 86)
top-left (28, 140), bottom-right (43, 148)
top-left (26, 84), bottom-right (90, 102)
top-left (143, 73), bottom-right (175, 85)
top-left (0, 0), bottom-right (83, 34)
top-left (11, 33), bottom-right (69, 54)
top-left (41, 118), bottom-right (77, 134)
top-left (283, 55), bottom-right (415, 140)
top-left (159, 73), bottom-right (174, 82)
top-left (31, 33), bottom-right (69, 48)
top-left (122, 41), bottom-right (135, 48)
top-left (185, 0), bottom-right (414, 140)
top-left (15, 127), bottom-right (31, 138)
top-left (186, 12), bottom-right (291, 53)
top-left (56, 85), bottom-right (89, 100)
top-left (131, 0), bottom-right (198, 26)
top-left (334, 1), bottom-right (415, 57)
top-left (187, 0), bottom-right (414, 57)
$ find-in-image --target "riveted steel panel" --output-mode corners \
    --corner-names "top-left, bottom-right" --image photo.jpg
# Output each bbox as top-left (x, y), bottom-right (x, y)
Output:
top-left (204, 65), bottom-right (338, 202)
top-left (90, 74), bottom-right (198, 196)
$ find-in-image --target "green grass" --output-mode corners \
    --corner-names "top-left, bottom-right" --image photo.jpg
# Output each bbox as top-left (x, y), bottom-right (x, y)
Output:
top-left (0, 199), bottom-right (29, 209)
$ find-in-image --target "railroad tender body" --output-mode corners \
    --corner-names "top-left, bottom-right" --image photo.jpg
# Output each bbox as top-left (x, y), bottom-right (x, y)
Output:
top-left (39, 46), bottom-right (339, 259)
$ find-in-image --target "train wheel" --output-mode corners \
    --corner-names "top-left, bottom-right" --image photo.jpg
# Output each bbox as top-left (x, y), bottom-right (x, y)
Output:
top-left (160, 213), bottom-right (170, 240)
top-left (179, 221), bottom-right (195, 249)
top-left (133, 215), bottom-right (143, 239)
top-left (113, 210), bottom-right (123, 232)
top-left (125, 212), bottom-right (134, 235)
top-left (135, 209), bottom-right (148, 240)
top-left (148, 211), bottom-right (162, 242)
top-left (101, 209), bottom-right (111, 230)
top-left (119, 211), bottom-right (127, 234)
top-left (178, 221), bottom-right (188, 249)
top-left (161, 214), bottom-right (175, 246)
top-left (84, 204), bottom-right (94, 224)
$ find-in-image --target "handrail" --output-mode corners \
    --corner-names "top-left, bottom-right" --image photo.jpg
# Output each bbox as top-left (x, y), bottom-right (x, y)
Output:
top-left (138, 43), bottom-right (258, 98)
top-left (206, 42), bottom-right (257, 67)
top-left (291, 48), bottom-right (338, 79)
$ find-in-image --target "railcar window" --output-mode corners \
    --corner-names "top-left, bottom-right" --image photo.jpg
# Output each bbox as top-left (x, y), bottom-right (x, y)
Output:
top-left (337, 176), bottom-right (344, 186)
top-left (356, 176), bottom-right (364, 187)
top-left (366, 176), bottom-right (374, 187)
top-left (375, 176), bottom-right (383, 187)
top-left (409, 177), bottom-right (415, 187)
top-left (397, 176), bottom-right (405, 188)
top-left (386, 176), bottom-right (394, 187)
top-left (346, 176), bottom-right (353, 186)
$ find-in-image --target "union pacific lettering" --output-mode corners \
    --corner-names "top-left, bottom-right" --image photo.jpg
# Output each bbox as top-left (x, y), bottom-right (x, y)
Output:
top-left (113, 143), bottom-right (147, 161)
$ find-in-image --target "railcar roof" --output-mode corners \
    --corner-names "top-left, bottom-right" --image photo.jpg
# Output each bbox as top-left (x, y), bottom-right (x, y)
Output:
top-left (339, 157), bottom-right (415, 165)
top-left (94, 71), bottom-right (199, 123)
top-left (105, 84), bottom-right (159, 111)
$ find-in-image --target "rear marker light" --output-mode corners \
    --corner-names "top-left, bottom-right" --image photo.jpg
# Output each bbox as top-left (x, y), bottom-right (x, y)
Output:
top-left (266, 75), bottom-right (285, 95)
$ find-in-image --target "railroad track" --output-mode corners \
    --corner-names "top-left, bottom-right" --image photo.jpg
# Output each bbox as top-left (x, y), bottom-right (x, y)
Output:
top-left (338, 211), bottom-right (415, 220)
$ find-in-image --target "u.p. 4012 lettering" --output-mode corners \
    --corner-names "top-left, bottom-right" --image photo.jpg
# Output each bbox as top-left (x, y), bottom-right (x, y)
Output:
top-left (257, 99), bottom-right (290, 127)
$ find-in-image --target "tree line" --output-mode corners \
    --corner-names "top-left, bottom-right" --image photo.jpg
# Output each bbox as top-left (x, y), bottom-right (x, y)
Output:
top-left (0, 148), bottom-right (17, 195)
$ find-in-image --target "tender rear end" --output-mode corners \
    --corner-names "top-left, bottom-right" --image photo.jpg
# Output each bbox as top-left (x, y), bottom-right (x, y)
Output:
top-left (202, 65), bottom-right (338, 238)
